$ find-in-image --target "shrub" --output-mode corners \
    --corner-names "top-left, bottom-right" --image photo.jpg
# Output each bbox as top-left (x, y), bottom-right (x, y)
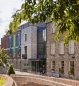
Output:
top-left (7, 64), bottom-right (15, 75)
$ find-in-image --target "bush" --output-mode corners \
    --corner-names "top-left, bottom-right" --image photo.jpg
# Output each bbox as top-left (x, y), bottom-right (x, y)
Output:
top-left (7, 64), bottom-right (15, 75)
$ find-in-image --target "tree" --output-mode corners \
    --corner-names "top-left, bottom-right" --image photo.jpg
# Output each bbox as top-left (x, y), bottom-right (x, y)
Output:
top-left (9, 0), bottom-right (79, 43)
top-left (7, 64), bottom-right (15, 75)
top-left (0, 49), bottom-right (9, 67)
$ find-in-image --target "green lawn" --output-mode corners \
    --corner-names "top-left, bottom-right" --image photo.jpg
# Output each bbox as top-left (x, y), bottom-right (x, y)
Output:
top-left (0, 77), bottom-right (6, 86)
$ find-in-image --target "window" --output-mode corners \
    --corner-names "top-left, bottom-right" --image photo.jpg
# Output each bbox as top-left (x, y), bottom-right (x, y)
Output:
top-left (22, 46), bottom-right (27, 59)
top-left (51, 61), bottom-right (55, 71)
top-left (50, 43), bottom-right (55, 55)
top-left (59, 61), bottom-right (64, 74)
top-left (18, 32), bottom-right (21, 46)
top-left (25, 34), bottom-right (27, 41)
top-left (51, 23), bottom-right (55, 33)
top-left (69, 40), bottom-right (74, 54)
top-left (70, 61), bottom-right (74, 75)
top-left (43, 29), bottom-right (46, 41)
top-left (25, 46), bottom-right (27, 59)
top-left (59, 42), bottom-right (64, 54)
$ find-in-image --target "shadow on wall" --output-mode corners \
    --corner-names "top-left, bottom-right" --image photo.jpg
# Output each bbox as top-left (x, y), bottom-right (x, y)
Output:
top-left (23, 82), bottom-right (49, 86)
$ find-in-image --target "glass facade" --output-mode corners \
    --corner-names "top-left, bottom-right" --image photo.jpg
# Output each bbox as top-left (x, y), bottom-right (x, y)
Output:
top-left (8, 31), bottom-right (21, 58)
top-left (9, 36), bottom-right (13, 56)
top-left (17, 32), bottom-right (21, 57)
top-left (37, 27), bottom-right (46, 59)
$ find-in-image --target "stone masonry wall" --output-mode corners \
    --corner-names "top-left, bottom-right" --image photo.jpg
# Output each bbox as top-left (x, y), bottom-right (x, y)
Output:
top-left (11, 74), bottom-right (79, 86)
top-left (46, 22), bottom-right (79, 79)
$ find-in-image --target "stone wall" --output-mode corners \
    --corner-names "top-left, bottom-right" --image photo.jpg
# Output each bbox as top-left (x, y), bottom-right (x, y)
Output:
top-left (11, 74), bottom-right (79, 86)
top-left (8, 59), bottom-right (31, 72)
top-left (2, 75), bottom-right (16, 86)
top-left (46, 22), bottom-right (79, 79)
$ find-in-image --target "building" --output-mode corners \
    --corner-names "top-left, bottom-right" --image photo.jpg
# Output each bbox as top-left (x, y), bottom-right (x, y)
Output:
top-left (20, 23), bottom-right (37, 71)
top-left (46, 22), bottom-right (79, 79)
top-left (1, 29), bottom-right (21, 69)
top-left (1, 35), bottom-right (9, 55)
top-left (1, 29), bottom-right (21, 59)
top-left (21, 23), bottom-right (37, 59)
top-left (29, 23), bottom-right (47, 73)
top-left (1, 22), bottom-right (47, 72)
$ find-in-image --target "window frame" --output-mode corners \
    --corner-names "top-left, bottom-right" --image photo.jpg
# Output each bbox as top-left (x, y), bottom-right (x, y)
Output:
top-left (50, 42), bottom-right (55, 55)
top-left (69, 40), bottom-right (75, 54)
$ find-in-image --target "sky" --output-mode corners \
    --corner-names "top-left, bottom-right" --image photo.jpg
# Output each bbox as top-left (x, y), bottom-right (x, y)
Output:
top-left (0, 0), bottom-right (24, 44)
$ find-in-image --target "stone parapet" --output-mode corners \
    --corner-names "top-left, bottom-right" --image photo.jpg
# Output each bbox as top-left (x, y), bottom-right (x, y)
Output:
top-left (11, 73), bottom-right (79, 86)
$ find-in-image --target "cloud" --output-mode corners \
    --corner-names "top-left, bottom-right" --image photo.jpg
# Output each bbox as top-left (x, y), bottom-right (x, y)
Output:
top-left (0, 0), bottom-right (24, 44)
top-left (0, 18), bottom-right (3, 25)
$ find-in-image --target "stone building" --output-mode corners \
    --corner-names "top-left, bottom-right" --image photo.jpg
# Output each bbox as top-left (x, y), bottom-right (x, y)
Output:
top-left (21, 23), bottom-right (37, 60)
top-left (20, 23), bottom-right (37, 71)
top-left (46, 22), bottom-right (79, 79)
top-left (1, 22), bottom-right (47, 72)
top-left (1, 35), bottom-right (9, 55)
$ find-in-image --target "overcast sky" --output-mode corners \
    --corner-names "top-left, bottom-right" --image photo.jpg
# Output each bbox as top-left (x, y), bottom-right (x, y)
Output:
top-left (0, 0), bottom-right (24, 44)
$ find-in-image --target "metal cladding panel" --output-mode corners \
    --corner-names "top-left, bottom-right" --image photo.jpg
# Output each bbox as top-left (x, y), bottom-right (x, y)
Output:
top-left (18, 46), bottom-right (21, 57)
top-left (9, 36), bottom-right (12, 53)
top-left (9, 36), bottom-right (12, 48)
top-left (17, 32), bottom-right (21, 57)
top-left (17, 32), bottom-right (21, 46)
top-left (13, 34), bottom-right (16, 57)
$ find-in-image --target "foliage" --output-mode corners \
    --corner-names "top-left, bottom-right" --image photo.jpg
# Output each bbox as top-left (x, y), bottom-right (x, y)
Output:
top-left (0, 77), bottom-right (6, 86)
top-left (9, 0), bottom-right (79, 43)
top-left (7, 64), bottom-right (15, 75)
top-left (0, 49), bottom-right (9, 67)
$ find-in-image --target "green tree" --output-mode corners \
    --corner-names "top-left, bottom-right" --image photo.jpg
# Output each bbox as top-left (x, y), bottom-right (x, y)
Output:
top-left (7, 64), bottom-right (15, 75)
top-left (9, 0), bottom-right (79, 43)
top-left (0, 49), bottom-right (9, 67)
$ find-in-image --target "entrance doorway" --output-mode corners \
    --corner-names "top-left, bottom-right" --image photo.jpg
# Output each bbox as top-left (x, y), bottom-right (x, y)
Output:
top-left (31, 60), bottom-right (46, 73)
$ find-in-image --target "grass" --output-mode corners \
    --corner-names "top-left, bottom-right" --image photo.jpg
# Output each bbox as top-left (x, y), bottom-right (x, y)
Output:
top-left (0, 77), bottom-right (6, 86)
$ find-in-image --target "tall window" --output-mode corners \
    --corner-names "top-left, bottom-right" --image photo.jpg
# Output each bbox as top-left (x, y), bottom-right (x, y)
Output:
top-left (13, 35), bottom-right (16, 57)
top-left (70, 61), bottom-right (74, 75)
top-left (37, 27), bottom-right (46, 59)
top-left (59, 42), bottom-right (64, 54)
top-left (51, 61), bottom-right (55, 71)
top-left (69, 40), bottom-right (74, 54)
top-left (50, 43), bottom-right (55, 55)
top-left (43, 29), bottom-right (46, 41)
top-left (24, 46), bottom-right (27, 59)
top-left (59, 61), bottom-right (64, 74)
top-left (25, 34), bottom-right (27, 41)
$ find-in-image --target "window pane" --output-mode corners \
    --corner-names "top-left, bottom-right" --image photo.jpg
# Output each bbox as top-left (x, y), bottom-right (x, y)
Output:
top-left (59, 42), bottom-right (64, 54)
top-left (25, 34), bottom-right (27, 41)
top-left (51, 61), bottom-right (55, 71)
top-left (69, 40), bottom-right (74, 54)
top-left (50, 43), bottom-right (55, 55)
top-left (70, 61), bottom-right (74, 75)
